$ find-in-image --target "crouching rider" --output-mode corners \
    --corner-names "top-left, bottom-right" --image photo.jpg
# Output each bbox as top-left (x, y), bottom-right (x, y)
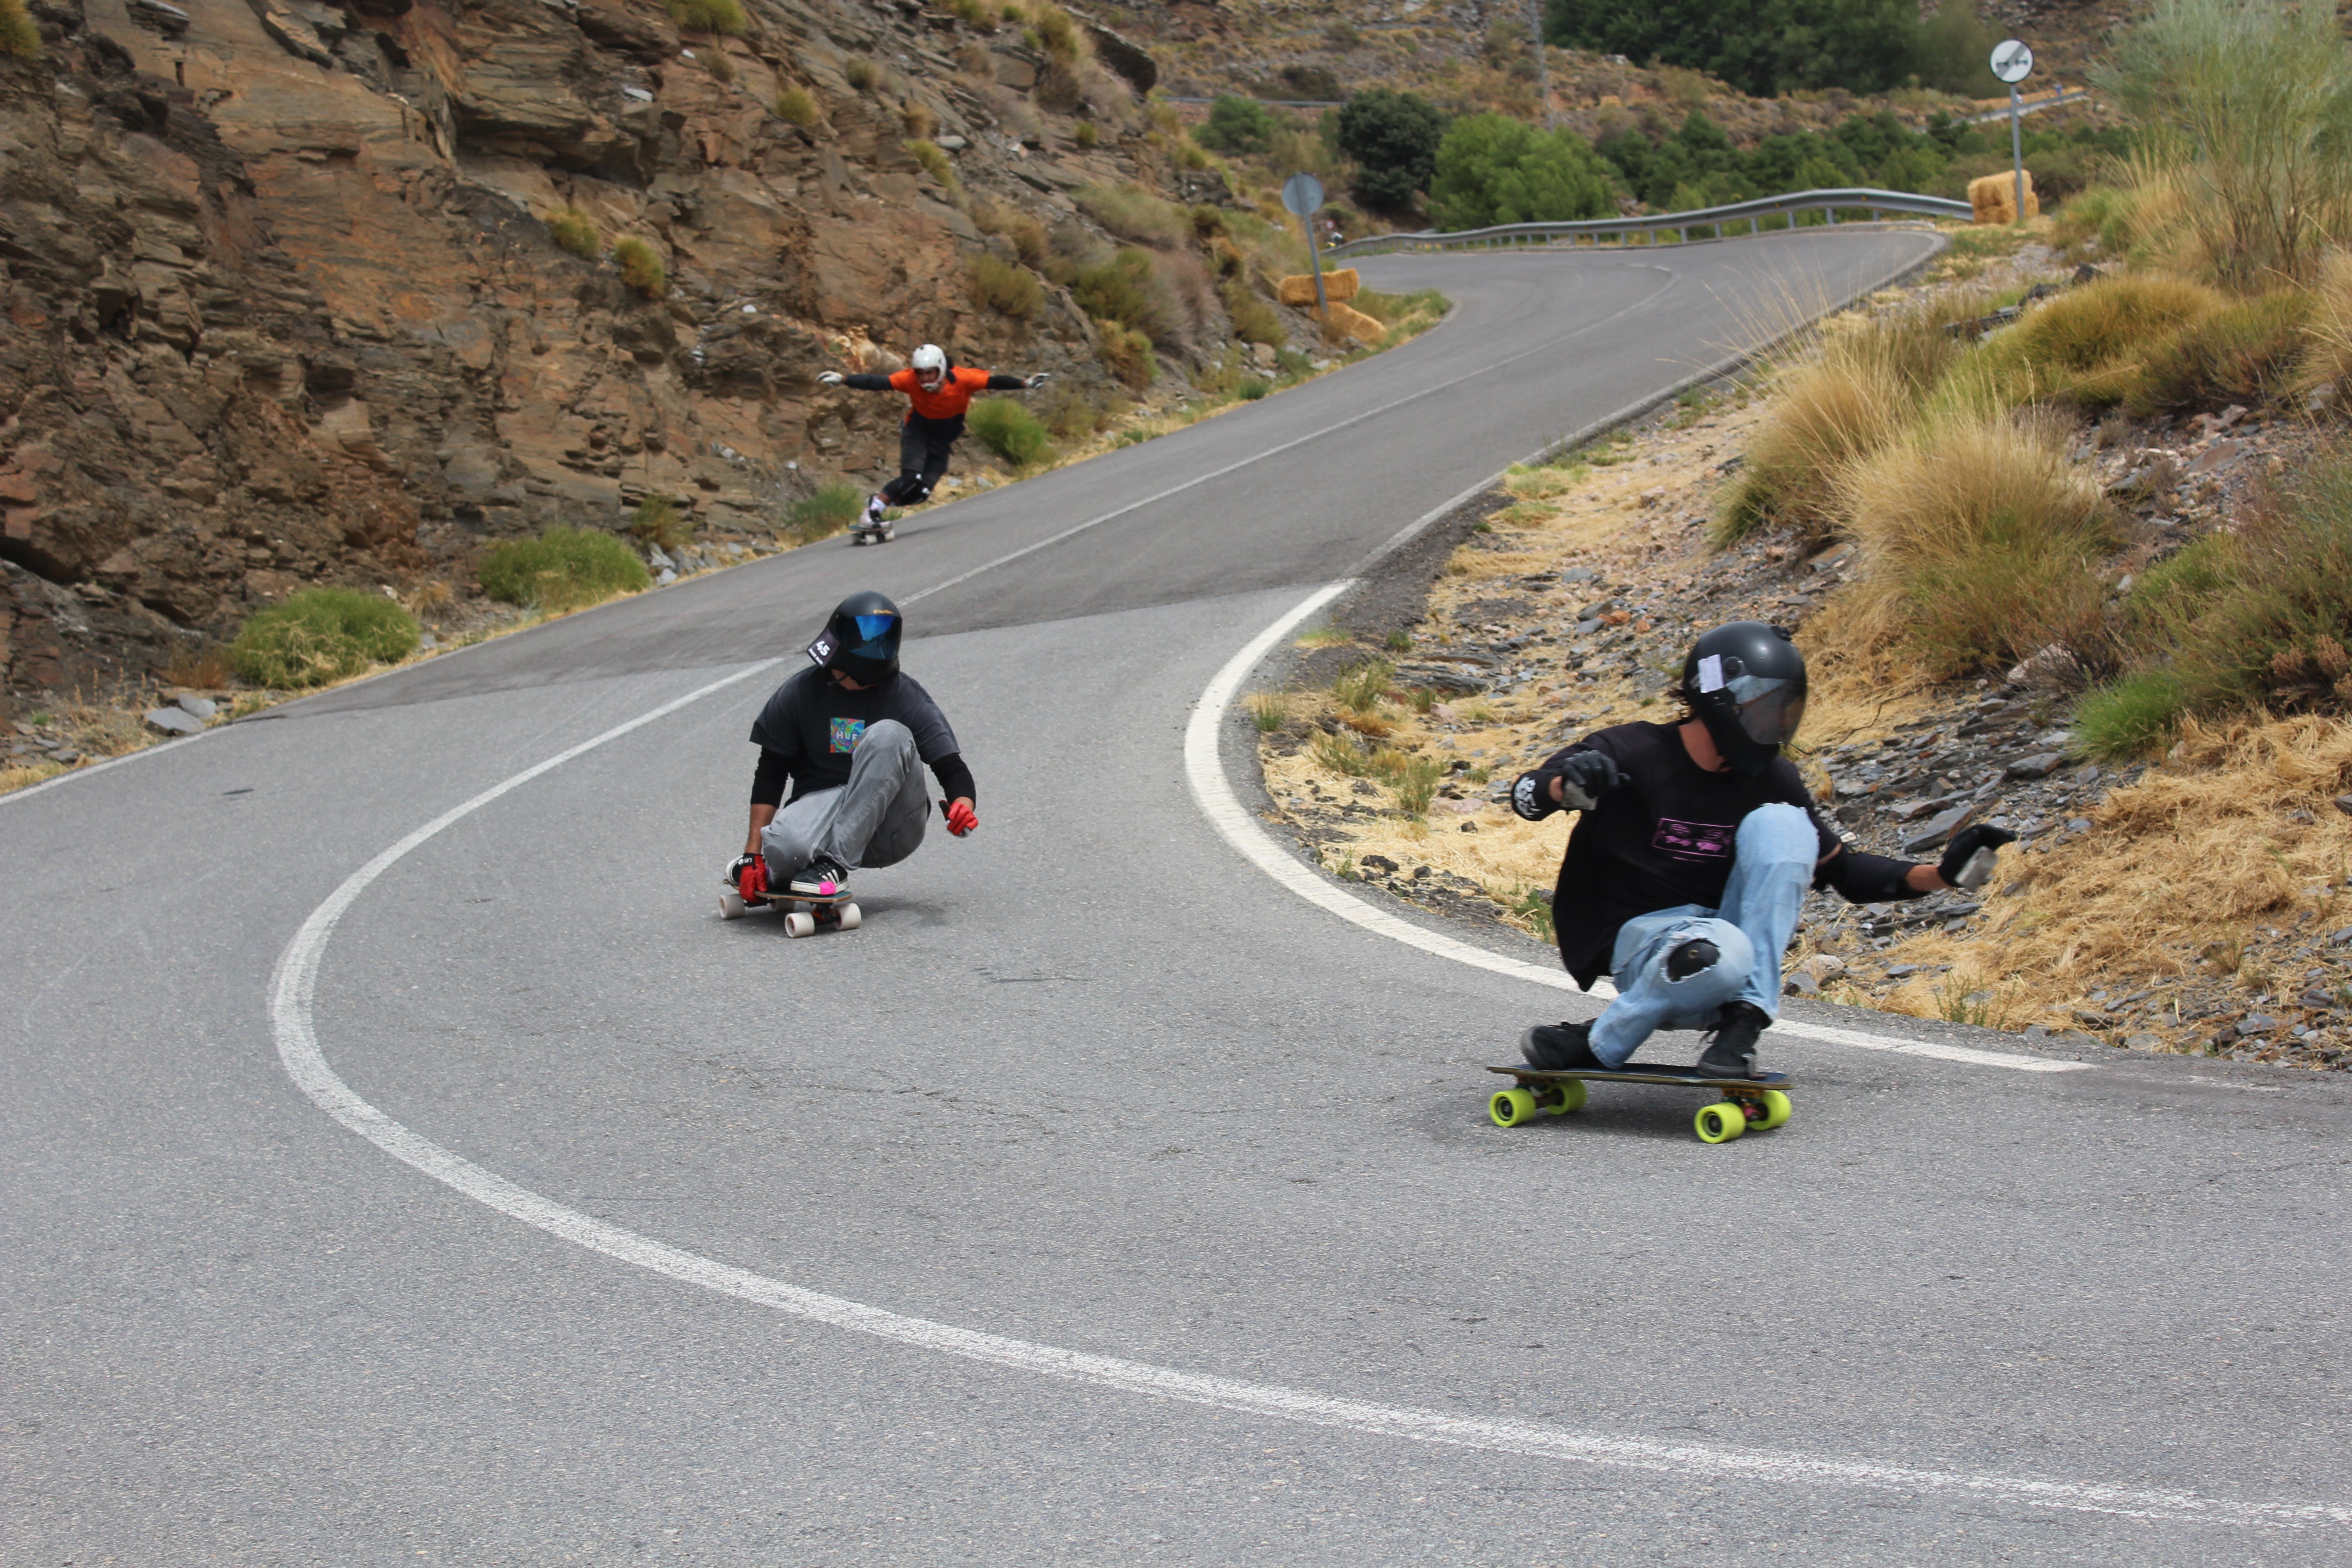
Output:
top-left (725, 591), bottom-right (978, 905)
top-left (1512, 621), bottom-right (2016, 1079)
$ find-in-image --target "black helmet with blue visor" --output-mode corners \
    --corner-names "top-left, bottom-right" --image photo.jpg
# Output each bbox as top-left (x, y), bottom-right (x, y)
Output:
top-left (808, 590), bottom-right (903, 685)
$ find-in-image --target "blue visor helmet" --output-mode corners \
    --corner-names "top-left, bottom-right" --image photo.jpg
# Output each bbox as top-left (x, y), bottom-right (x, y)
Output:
top-left (808, 590), bottom-right (903, 684)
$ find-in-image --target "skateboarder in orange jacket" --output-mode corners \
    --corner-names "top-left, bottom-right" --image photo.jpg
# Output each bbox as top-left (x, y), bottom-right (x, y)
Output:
top-left (820, 344), bottom-right (1048, 526)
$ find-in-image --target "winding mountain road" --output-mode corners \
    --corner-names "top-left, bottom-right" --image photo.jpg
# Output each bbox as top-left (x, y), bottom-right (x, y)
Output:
top-left (12, 229), bottom-right (2352, 1565)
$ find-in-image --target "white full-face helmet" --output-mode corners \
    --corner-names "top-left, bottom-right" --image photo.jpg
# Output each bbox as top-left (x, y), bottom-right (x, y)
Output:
top-left (909, 343), bottom-right (947, 387)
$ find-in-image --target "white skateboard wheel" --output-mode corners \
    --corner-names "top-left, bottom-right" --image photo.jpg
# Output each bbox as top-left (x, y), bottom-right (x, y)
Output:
top-left (719, 891), bottom-right (745, 920)
top-left (838, 902), bottom-right (862, 930)
top-left (784, 911), bottom-right (816, 938)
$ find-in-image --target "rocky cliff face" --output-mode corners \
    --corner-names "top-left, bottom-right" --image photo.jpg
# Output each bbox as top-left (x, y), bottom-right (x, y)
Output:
top-left (0, 0), bottom-right (1176, 708)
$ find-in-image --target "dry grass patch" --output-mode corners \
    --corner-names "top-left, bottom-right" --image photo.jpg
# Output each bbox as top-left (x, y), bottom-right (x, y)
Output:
top-left (1872, 712), bottom-right (2352, 1031)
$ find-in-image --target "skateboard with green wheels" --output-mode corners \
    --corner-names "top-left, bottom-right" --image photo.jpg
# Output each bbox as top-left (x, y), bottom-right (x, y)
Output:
top-left (1484, 1063), bottom-right (1793, 1143)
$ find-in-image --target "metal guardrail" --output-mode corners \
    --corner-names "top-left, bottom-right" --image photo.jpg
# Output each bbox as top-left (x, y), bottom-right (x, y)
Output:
top-left (1323, 188), bottom-right (1974, 260)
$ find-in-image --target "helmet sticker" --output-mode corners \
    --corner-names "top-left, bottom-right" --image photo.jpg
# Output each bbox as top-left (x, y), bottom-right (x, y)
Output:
top-left (805, 631), bottom-right (838, 668)
top-left (1697, 653), bottom-right (1725, 693)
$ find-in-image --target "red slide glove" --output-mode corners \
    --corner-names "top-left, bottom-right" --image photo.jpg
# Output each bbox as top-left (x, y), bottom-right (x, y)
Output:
top-left (736, 853), bottom-right (768, 898)
top-left (943, 799), bottom-right (978, 837)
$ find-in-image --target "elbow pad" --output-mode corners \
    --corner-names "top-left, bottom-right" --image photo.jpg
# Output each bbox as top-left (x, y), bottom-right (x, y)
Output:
top-left (1819, 849), bottom-right (1924, 904)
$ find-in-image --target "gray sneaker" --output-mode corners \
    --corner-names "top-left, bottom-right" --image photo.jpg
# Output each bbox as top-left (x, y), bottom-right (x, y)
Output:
top-left (787, 857), bottom-right (850, 898)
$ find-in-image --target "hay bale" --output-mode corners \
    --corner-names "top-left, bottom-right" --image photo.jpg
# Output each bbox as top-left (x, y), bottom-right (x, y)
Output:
top-left (1277, 267), bottom-right (1360, 307)
top-left (1315, 301), bottom-right (1383, 343)
top-left (1968, 170), bottom-right (2040, 225)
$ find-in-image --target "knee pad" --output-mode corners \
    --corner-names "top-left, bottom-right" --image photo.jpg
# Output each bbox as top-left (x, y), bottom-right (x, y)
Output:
top-left (1665, 938), bottom-right (1721, 981)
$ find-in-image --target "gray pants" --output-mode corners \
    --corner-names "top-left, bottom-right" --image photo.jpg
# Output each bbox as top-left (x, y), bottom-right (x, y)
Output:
top-left (760, 719), bottom-right (929, 877)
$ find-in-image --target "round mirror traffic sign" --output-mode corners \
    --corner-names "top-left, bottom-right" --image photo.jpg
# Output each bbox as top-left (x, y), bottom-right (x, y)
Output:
top-left (1990, 39), bottom-right (2033, 84)
top-left (1281, 172), bottom-right (1324, 218)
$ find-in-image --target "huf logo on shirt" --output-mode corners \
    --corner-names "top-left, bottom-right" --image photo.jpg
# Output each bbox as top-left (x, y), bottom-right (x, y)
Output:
top-left (1654, 817), bottom-right (1734, 861)
top-left (829, 717), bottom-right (867, 754)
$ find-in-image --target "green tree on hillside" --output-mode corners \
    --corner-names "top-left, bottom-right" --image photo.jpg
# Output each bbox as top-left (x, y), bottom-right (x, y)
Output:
top-left (1198, 95), bottom-right (1277, 155)
top-left (1429, 114), bottom-right (1616, 229)
top-left (1913, 0), bottom-right (1998, 95)
top-left (1333, 89), bottom-right (1450, 212)
top-left (1547, 0), bottom-right (1936, 97)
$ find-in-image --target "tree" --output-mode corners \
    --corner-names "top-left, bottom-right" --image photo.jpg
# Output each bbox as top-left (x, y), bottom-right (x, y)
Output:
top-left (1333, 88), bottom-right (1450, 212)
top-left (1197, 95), bottom-right (1276, 156)
top-left (1912, 1), bottom-right (1997, 96)
top-left (1546, 0), bottom-right (1928, 97)
top-left (1428, 114), bottom-right (1616, 230)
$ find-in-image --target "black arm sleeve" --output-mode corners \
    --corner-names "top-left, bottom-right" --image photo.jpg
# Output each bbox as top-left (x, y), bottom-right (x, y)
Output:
top-left (842, 373), bottom-right (894, 391)
top-left (984, 373), bottom-right (1029, 390)
top-left (930, 752), bottom-right (975, 804)
top-left (751, 749), bottom-right (794, 809)
top-left (1815, 848), bottom-right (1928, 904)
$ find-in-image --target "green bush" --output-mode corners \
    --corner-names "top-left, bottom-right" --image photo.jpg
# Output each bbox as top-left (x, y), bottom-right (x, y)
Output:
top-left (1075, 183), bottom-right (1191, 248)
top-left (967, 397), bottom-right (1057, 468)
top-left (546, 206), bottom-right (599, 260)
top-left (1223, 280), bottom-right (1285, 346)
top-left (1094, 317), bottom-right (1156, 388)
top-left (2123, 291), bottom-right (2309, 415)
top-left (479, 528), bottom-right (652, 612)
top-left (907, 138), bottom-right (956, 190)
top-left (231, 587), bottom-right (421, 689)
top-left (773, 87), bottom-right (820, 127)
top-left (1335, 88), bottom-right (1448, 212)
top-left (0, 0), bottom-right (40, 58)
top-left (2075, 668), bottom-right (2190, 761)
top-left (1072, 247), bottom-right (1175, 343)
top-left (784, 482), bottom-right (866, 543)
top-left (666, 0), bottom-right (744, 34)
top-left (1428, 113), bottom-right (1614, 230)
top-left (970, 253), bottom-right (1041, 317)
top-left (613, 237), bottom-right (667, 299)
top-left (1074, 121), bottom-right (1099, 149)
top-left (1238, 377), bottom-right (1270, 401)
top-left (844, 55), bottom-right (880, 92)
top-left (627, 494), bottom-right (695, 552)
top-left (1196, 95), bottom-right (1275, 155)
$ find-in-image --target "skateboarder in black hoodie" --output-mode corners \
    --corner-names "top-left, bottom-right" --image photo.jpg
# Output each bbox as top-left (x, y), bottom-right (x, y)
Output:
top-left (1509, 622), bottom-right (2016, 1079)
top-left (724, 591), bottom-right (978, 903)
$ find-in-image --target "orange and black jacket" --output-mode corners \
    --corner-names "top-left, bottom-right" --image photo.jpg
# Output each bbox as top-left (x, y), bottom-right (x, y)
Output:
top-left (841, 365), bottom-right (1028, 424)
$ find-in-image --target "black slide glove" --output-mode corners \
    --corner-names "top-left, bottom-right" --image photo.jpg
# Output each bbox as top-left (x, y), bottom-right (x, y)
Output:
top-left (1511, 751), bottom-right (1623, 820)
top-left (1938, 824), bottom-right (2018, 890)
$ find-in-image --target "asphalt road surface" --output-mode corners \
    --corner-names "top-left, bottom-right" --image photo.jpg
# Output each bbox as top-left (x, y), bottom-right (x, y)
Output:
top-left (12, 230), bottom-right (2352, 1565)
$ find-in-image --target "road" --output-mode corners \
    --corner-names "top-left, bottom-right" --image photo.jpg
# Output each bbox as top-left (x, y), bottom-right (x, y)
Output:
top-left (11, 228), bottom-right (2352, 1565)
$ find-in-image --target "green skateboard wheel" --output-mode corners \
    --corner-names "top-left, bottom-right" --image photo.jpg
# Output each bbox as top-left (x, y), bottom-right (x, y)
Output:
top-left (1750, 1089), bottom-right (1792, 1131)
top-left (1694, 1100), bottom-right (1748, 1143)
top-left (1540, 1079), bottom-right (1588, 1115)
top-left (1489, 1087), bottom-right (1539, 1127)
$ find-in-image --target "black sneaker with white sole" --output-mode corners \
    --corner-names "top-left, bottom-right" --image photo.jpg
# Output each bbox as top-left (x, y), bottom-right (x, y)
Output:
top-left (787, 858), bottom-right (850, 899)
top-left (1519, 1019), bottom-right (1605, 1071)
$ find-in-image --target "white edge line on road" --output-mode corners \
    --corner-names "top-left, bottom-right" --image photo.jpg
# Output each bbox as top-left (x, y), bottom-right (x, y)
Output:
top-left (267, 662), bottom-right (2332, 1531)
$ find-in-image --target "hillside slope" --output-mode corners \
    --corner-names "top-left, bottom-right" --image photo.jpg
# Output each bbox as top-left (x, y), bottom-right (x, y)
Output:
top-left (0, 0), bottom-right (1223, 708)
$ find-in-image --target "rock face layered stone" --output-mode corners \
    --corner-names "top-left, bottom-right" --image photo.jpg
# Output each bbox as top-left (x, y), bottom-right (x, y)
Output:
top-left (0, 0), bottom-right (1166, 711)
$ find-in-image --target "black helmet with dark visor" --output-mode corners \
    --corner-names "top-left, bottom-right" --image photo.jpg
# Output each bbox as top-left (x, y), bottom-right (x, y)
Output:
top-left (1681, 621), bottom-right (1807, 776)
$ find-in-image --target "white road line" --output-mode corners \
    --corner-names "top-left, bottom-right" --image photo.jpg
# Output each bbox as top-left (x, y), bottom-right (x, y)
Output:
top-left (1182, 583), bottom-right (2089, 1074)
top-left (265, 659), bottom-right (2336, 1531)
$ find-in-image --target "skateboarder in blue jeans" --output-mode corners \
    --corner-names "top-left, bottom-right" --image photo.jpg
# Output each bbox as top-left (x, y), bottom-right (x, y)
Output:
top-left (726, 591), bottom-right (978, 903)
top-left (1511, 622), bottom-right (2016, 1079)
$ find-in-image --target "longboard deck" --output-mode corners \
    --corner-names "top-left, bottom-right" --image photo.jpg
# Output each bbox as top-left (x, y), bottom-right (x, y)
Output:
top-left (1487, 1063), bottom-right (1792, 1092)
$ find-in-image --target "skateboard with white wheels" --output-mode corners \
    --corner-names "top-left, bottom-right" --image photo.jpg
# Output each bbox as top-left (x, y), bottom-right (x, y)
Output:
top-left (718, 863), bottom-right (862, 937)
top-left (848, 518), bottom-right (895, 545)
top-left (1483, 1063), bottom-right (1792, 1144)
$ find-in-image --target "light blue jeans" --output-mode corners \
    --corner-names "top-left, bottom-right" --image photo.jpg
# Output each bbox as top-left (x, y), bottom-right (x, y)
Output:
top-left (1588, 803), bottom-right (1815, 1068)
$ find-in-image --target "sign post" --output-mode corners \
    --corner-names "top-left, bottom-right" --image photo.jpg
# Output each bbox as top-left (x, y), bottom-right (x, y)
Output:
top-left (1990, 39), bottom-right (2034, 225)
top-left (1281, 172), bottom-right (1328, 317)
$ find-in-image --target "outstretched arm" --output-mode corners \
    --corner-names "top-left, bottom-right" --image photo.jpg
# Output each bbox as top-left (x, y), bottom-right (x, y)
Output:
top-left (820, 372), bottom-right (896, 391)
top-left (985, 372), bottom-right (1049, 391)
